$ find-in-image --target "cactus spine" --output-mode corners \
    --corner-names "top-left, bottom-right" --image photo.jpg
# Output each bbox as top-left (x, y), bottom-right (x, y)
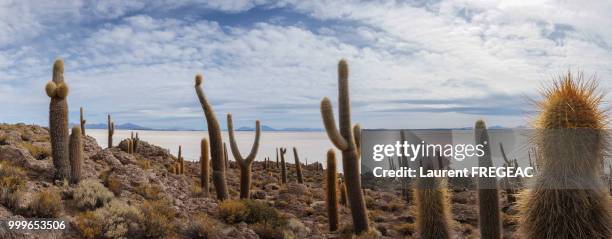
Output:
top-left (326, 149), bottom-right (339, 231)
top-left (280, 148), bottom-right (288, 184)
top-left (475, 120), bottom-right (501, 239)
top-left (69, 126), bottom-right (82, 184)
top-left (518, 73), bottom-right (611, 238)
top-left (201, 138), bottom-right (210, 197)
top-left (227, 114), bottom-right (261, 199)
top-left (319, 59), bottom-right (369, 234)
top-left (194, 74), bottom-right (229, 200)
top-left (293, 147), bottom-right (304, 184)
top-left (107, 115), bottom-right (114, 148)
top-left (414, 166), bottom-right (451, 239)
top-left (80, 107), bottom-right (86, 135)
top-left (45, 59), bottom-right (70, 180)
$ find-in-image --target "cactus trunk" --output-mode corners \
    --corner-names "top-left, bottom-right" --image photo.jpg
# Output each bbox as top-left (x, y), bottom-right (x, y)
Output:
top-left (326, 150), bottom-right (339, 231)
top-left (280, 148), bottom-right (287, 184)
top-left (195, 74), bottom-right (229, 201)
top-left (69, 126), bottom-right (82, 184)
top-left (107, 115), bottom-right (114, 148)
top-left (46, 59), bottom-right (70, 181)
top-left (79, 107), bottom-right (86, 135)
top-left (293, 147), bottom-right (304, 184)
top-left (320, 59), bottom-right (369, 234)
top-left (475, 120), bottom-right (501, 239)
top-left (201, 138), bottom-right (210, 197)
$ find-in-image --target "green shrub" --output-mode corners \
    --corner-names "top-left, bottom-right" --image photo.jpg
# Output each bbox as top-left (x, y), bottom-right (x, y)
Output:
top-left (29, 189), bottom-right (62, 218)
top-left (74, 179), bottom-right (114, 210)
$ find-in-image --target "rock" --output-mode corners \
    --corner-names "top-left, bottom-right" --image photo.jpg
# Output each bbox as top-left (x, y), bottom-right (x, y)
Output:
top-left (251, 190), bottom-right (266, 199)
top-left (91, 149), bottom-right (121, 167)
top-left (0, 145), bottom-right (53, 175)
top-left (264, 183), bottom-right (280, 191)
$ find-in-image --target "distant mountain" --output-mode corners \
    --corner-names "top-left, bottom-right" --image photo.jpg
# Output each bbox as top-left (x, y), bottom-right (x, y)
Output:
top-left (235, 125), bottom-right (322, 132)
top-left (82, 123), bottom-right (152, 130)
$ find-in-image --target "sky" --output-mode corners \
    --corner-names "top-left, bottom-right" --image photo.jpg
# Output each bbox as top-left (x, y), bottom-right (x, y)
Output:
top-left (1, 0), bottom-right (611, 130)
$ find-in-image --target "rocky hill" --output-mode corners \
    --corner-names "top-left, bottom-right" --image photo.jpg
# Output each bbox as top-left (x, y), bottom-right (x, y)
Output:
top-left (0, 123), bottom-right (519, 239)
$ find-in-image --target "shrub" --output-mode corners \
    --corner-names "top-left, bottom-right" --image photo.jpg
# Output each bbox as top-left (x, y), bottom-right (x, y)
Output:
top-left (20, 142), bottom-right (51, 160)
top-left (74, 179), bottom-right (114, 210)
top-left (75, 200), bottom-right (142, 239)
top-left (1, 188), bottom-right (24, 211)
top-left (106, 176), bottom-right (123, 196)
top-left (184, 213), bottom-right (222, 239)
top-left (218, 200), bottom-right (249, 224)
top-left (0, 161), bottom-right (27, 193)
top-left (242, 200), bottom-right (284, 226)
top-left (29, 189), bottom-right (62, 218)
top-left (135, 184), bottom-right (164, 200)
top-left (251, 223), bottom-right (286, 239)
top-left (140, 199), bottom-right (177, 238)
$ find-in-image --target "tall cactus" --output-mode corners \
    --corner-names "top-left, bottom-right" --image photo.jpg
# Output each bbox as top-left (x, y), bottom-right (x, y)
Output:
top-left (133, 132), bottom-right (139, 152)
top-left (223, 143), bottom-right (229, 169)
top-left (280, 148), bottom-right (288, 184)
top-left (69, 126), bottom-right (82, 184)
top-left (475, 120), bottom-right (501, 239)
top-left (79, 107), bottom-right (86, 135)
top-left (227, 114), bottom-right (261, 199)
top-left (178, 145), bottom-right (184, 174)
top-left (518, 73), bottom-right (611, 238)
top-left (194, 74), bottom-right (229, 200)
top-left (200, 138), bottom-right (210, 197)
top-left (45, 59), bottom-right (70, 180)
top-left (414, 156), bottom-right (451, 239)
top-left (326, 149), bottom-right (339, 231)
top-left (293, 147), bottom-right (304, 184)
top-left (276, 148), bottom-right (279, 168)
top-left (319, 59), bottom-right (369, 234)
top-left (339, 180), bottom-right (347, 206)
top-left (107, 114), bottom-right (114, 148)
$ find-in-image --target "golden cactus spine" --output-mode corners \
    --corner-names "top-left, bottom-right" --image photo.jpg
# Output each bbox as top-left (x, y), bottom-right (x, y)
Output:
top-left (79, 107), bottom-right (86, 135)
top-left (518, 73), bottom-right (611, 238)
top-left (200, 138), bottom-right (210, 197)
top-left (194, 74), bottom-right (228, 200)
top-left (280, 147), bottom-right (288, 184)
top-left (414, 173), bottom-right (451, 239)
top-left (319, 59), bottom-right (369, 234)
top-left (45, 59), bottom-right (70, 180)
top-left (293, 147), bottom-right (304, 184)
top-left (107, 114), bottom-right (114, 148)
top-left (69, 126), bottom-right (83, 184)
top-left (326, 149), bottom-right (339, 231)
top-left (227, 114), bottom-right (261, 199)
top-left (475, 120), bottom-right (501, 239)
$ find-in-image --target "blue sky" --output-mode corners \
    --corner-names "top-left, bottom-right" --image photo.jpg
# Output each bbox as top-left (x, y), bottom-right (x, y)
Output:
top-left (1, 0), bottom-right (611, 130)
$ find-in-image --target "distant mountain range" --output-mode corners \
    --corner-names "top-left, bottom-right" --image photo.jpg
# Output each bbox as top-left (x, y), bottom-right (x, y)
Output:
top-left (76, 122), bottom-right (323, 132)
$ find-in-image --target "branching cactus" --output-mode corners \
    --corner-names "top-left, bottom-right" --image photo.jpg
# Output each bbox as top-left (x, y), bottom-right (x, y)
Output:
top-left (107, 115), bottom-right (114, 148)
top-left (293, 147), bottom-right (304, 184)
top-left (326, 149), bottom-right (339, 231)
top-left (194, 74), bottom-right (229, 200)
top-left (518, 73), bottom-right (611, 238)
top-left (319, 59), bottom-right (369, 234)
top-left (80, 107), bottom-right (86, 136)
top-left (201, 138), bottom-right (210, 197)
top-left (69, 126), bottom-right (83, 184)
top-left (45, 59), bottom-right (70, 180)
top-left (280, 147), bottom-right (288, 184)
top-left (227, 114), bottom-right (261, 199)
top-left (475, 120), bottom-right (501, 239)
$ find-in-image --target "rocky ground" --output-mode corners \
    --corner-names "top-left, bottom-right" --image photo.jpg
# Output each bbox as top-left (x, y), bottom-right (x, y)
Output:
top-left (0, 123), bottom-right (521, 238)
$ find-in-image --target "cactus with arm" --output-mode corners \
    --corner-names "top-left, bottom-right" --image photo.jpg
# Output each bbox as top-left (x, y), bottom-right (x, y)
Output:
top-left (227, 113), bottom-right (261, 199)
top-left (319, 59), bottom-right (369, 234)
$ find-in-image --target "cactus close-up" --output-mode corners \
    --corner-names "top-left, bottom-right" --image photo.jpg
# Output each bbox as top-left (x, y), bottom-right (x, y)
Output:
top-left (45, 59), bottom-right (70, 181)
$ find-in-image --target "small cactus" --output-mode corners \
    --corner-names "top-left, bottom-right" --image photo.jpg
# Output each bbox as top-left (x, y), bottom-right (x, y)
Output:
top-left (280, 147), bottom-right (288, 184)
top-left (223, 143), bottom-right (230, 169)
top-left (326, 149), bottom-right (339, 231)
top-left (319, 59), bottom-right (369, 234)
top-left (107, 115), bottom-right (114, 148)
top-left (227, 114), bottom-right (261, 199)
top-left (69, 126), bottom-right (83, 184)
top-left (178, 146), bottom-right (184, 174)
top-left (133, 132), bottom-right (139, 152)
top-left (518, 72), bottom-right (611, 238)
top-left (293, 147), bottom-right (304, 184)
top-left (194, 74), bottom-right (229, 200)
top-left (45, 59), bottom-right (70, 181)
top-left (200, 138), bottom-right (210, 197)
top-left (339, 180), bottom-right (347, 206)
top-left (475, 120), bottom-right (501, 239)
top-left (79, 107), bottom-right (86, 135)
top-left (276, 148), bottom-right (280, 168)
